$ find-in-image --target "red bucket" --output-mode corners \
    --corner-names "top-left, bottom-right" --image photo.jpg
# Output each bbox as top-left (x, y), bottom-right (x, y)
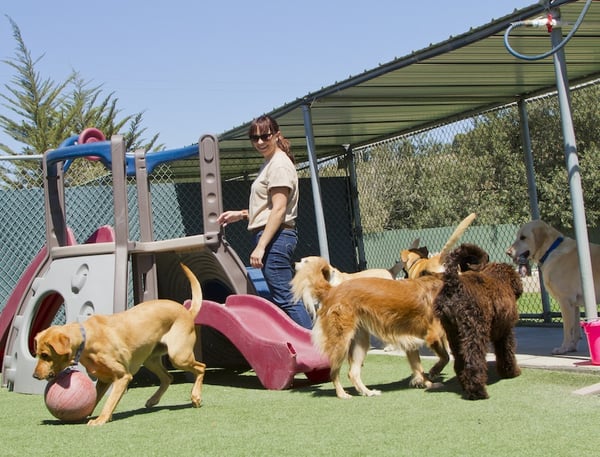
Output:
top-left (581, 320), bottom-right (600, 365)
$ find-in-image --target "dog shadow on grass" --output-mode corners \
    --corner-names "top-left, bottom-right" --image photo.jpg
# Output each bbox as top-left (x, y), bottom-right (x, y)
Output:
top-left (41, 403), bottom-right (193, 426)
top-left (297, 361), bottom-right (505, 399)
top-left (423, 361), bottom-right (505, 398)
top-left (293, 373), bottom-right (457, 398)
top-left (109, 403), bottom-right (194, 423)
top-left (203, 368), bottom-right (267, 390)
top-left (131, 366), bottom-right (267, 390)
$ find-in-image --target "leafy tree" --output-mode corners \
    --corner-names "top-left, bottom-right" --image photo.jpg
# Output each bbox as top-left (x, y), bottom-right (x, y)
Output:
top-left (355, 82), bottom-right (600, 233)
top-left (522, 86), bottom-right (600, 229)
top-left (0, 16), bottom-right (162, 188)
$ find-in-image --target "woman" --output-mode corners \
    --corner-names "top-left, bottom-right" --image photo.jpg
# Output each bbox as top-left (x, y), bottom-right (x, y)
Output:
top-left (217, 115), bottom-right (312, 329)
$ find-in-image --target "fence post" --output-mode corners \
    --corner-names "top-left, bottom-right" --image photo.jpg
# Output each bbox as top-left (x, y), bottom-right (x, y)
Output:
top-left (518, 100), bottom-right (552, 323)
top-left (302, 103), bottom-right (330, 260)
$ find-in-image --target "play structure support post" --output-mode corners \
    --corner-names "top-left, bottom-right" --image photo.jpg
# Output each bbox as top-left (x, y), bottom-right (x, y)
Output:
top-left (199, 134), bottom-right (224, 241)
top-left (43, 157), bottom-right (68, 249)
top-left (132, 148), bottom-right (159, 303)
top-left (110, 136), bottom-right (130, 313)
top-left (198, 134), bottom-right (256, 294)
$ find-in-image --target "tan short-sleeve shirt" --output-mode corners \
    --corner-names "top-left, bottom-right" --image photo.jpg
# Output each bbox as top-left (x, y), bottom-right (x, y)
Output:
top-left (247, 150), bottom-right (298, 231)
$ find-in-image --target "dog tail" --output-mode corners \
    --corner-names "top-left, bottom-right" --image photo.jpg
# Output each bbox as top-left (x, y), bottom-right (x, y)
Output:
top-left (305, 274), bottom-right (334, 319)
top-left (292, 275), bottom-right (319, 319)
top-left (444, 244), bottom-right (490, 280)
top-left (439, 213), bottom-right (476, 261)
top-left (181, 263), bottom-right (203, 318)
top-left (441, 247), bottom-right (467, 295)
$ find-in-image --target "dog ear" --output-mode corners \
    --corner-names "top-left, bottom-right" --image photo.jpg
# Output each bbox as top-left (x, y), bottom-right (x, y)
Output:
top-left (408, 238), bottom-right (420, 249)
top-left (413, 246), bottom-right (429, 258)
top-left (47, 331), bottom-right (73, 357)
top-left (33, 331), bottom-right (42, 352)
top-left (531, 224), bottom-right (547, 247)
top-left (321, 263), bottom-right (332, 282)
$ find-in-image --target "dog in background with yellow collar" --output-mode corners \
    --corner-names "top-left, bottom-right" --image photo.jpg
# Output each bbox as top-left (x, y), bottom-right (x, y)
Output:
top-left (401, 213), bottom-right (477, 279)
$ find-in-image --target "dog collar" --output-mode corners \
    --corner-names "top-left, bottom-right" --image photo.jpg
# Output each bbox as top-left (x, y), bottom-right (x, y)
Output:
top-left (539, 236), bottom-right (564, 265)
top-left (72, 324), bottom-right (86, 367)
top-left (405, 257), bottom-right (423, 274)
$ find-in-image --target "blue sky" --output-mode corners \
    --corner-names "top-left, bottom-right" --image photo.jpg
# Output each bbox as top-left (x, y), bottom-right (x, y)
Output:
top-left (1, 0), bottom-right (535, 151)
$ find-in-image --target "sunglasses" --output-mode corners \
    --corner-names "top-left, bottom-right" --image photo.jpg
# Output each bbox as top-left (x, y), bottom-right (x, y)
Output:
top-left (249, 133), bottom-right (273, 142)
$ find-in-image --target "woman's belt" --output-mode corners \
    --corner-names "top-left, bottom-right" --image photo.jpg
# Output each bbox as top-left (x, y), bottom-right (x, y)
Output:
top-left (251, 223), bottom-right (295, 234)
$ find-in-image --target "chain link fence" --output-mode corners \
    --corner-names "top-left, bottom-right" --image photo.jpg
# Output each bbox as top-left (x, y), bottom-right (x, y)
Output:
top-left (2, 82), bottom-right (600, 326)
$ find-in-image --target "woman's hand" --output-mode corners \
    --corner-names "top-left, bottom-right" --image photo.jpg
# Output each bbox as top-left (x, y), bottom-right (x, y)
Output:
top-left (217, 210), bottom-right (246, 226)
top-left (250, 245), bottom-right (266, 268)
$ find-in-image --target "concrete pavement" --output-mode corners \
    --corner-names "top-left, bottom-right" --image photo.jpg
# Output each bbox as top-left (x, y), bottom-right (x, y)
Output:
top-left (511, 325), bottom-right (600, 372)
top-left (370, 325), bottom-right (600, 393)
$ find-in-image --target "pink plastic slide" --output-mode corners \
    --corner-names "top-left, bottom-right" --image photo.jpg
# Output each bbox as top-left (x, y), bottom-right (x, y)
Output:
top-left (0, 247), bottom-right (51, 366)
top-left (195, 294), bottom-right (330, 390)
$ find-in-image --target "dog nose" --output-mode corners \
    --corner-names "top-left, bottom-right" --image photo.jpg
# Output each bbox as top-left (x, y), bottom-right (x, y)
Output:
top-left (32, 368), bottom-right (51, 380)
top-left (505, 247), bottom-right (513, 257)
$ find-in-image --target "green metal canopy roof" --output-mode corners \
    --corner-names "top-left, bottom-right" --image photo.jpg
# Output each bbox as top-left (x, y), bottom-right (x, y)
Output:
top-left (212, 0), bottom-right (600, 179)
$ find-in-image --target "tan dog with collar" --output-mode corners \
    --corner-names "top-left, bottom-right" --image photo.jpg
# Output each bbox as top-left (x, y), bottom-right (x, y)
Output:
top-left (33, 264), bottom-right (206, 426)
top-left (401, 213), bottom-right (477, 278)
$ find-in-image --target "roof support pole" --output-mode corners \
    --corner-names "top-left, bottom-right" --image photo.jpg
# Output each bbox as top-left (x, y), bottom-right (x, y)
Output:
top-left (344, 144), bottom-right (368, 270)
top-left (302, 103), bottom-right (330, 261)
top-left (518, 99), bottom-right (552, 322)
top-left (550, 13), bottom-right (598, 321)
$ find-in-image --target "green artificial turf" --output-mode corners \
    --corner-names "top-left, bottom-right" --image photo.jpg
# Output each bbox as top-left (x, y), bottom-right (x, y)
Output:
top-left (1, 356), bottom-right (599, 457)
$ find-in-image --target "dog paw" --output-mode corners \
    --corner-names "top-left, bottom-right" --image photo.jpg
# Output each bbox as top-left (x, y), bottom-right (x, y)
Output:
top-left (337, 391), bottom-right (353, 400)
top-left (498, 367), bottom-right (521, 379)
top-left (361, 389), bottom-right (382, 397)
top-left (409, 376), bottom-right (431, 389)
top-left (145, 397), bottom-right (160, 408)
top-left (551, 345), bottom-right (577, 355)
top-left (87, 416), bottom-right (109, 426)
top-left (425, 381), bottom-right (444, 390)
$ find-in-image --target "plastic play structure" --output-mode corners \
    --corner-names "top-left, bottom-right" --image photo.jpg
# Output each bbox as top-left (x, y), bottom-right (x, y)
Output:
top-left (0, 129), bottom-right (329, 394)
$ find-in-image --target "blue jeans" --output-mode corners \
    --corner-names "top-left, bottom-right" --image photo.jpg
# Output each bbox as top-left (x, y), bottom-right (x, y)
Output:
top-left (253, 228), bottom-right (312, 329)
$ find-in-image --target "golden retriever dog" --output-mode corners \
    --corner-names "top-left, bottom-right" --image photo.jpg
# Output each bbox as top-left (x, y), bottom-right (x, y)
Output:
top-left (293, 256), bottom-right (399, 318)
top-left (292, 256), bottom-right (449, 399)
top-left (507, 219), bottom-right (600, 355)
top-left (33, 264), bottom-right (206, 426)
top-left (401, 213), bottom-right (477, 278)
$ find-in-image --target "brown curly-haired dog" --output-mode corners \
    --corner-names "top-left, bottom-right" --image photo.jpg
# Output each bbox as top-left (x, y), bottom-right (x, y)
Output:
top-left (434, 244), bottom-right (522, 400)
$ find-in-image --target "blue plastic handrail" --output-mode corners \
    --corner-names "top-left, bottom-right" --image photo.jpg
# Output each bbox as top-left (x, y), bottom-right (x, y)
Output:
top-left (45, 141), bottom-right (199, 176)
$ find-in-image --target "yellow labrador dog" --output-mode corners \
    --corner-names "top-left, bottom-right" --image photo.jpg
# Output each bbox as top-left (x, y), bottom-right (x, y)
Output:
top-left (506, 219), bottom-right (600, 355)
top-left (33, 264), bottom-right (206, 426)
